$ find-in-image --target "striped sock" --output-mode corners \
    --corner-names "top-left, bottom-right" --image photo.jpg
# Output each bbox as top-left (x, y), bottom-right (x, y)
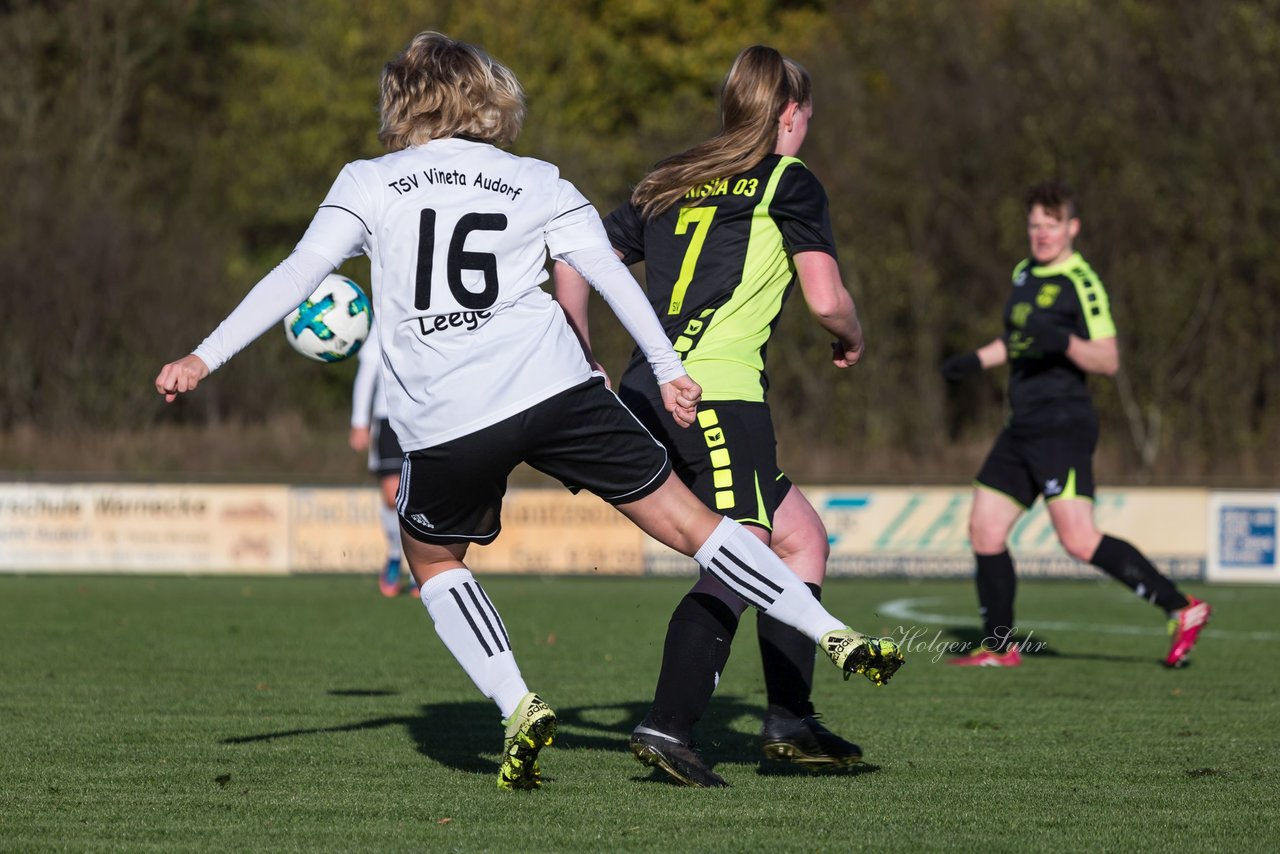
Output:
top-left (419, 567), bottom-right (528, 718)
top-left (694, 518), bottom-right (843, 644)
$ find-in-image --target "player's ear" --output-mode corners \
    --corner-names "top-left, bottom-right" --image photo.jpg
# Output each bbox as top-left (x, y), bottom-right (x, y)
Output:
top-left (1067, 217), bottom-right (1081, 240)
top-left (778, 101), bottom-right (800, 131)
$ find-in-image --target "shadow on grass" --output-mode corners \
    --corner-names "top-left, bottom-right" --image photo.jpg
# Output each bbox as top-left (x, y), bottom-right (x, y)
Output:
top-left (940, 625), bottom-right (1158, 665)
top-left (223, 693), bottom-right (879, 783)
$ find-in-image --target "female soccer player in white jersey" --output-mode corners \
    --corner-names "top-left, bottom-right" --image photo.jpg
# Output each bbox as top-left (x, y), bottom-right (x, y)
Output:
top-left (155, 31), bottom-right (902, 791)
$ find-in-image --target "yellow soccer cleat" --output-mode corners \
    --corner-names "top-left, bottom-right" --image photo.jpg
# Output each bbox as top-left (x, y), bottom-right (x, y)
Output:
top-left (497, 692), bottom-right (556, 790)
top-left (821, 629), bottom-right (905, 686)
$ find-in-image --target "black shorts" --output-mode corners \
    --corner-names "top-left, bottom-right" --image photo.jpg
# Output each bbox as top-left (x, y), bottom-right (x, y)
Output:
top-left (368, 418), bottom-right (404, 478)
top-left (975, 409), bottom-right (1098, 509)
top-left (618, 388), bottom-right (791, 530)
top-left (396, 376), bottom-right (671, 545)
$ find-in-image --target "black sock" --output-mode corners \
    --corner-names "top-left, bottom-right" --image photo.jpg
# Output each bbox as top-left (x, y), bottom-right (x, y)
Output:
top-left (641, 592), bottom-right (740, 743)
top-left (975, 551), bottom-right (1016, 652)
top-left (758, 582), bottom-right (821, 719)
top-left (1090, 535), bottom-right (1189, 612)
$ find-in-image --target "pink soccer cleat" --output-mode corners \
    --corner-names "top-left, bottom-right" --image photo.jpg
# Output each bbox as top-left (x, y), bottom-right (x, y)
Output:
top-left (949, 643), bottom-right (1022, 668)
top-left (1165, 596), bottom-right (1211, 668)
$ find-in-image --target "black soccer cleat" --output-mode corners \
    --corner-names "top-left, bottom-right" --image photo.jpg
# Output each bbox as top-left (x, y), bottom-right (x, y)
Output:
top-left (760, 713), bottom-right (863, 768)
top-left (629, 727), bottom-right (729, 788)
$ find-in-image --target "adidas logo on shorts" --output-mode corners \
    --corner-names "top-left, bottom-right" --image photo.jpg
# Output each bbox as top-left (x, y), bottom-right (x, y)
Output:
top-left (411, 513), bottom-right (434, 529)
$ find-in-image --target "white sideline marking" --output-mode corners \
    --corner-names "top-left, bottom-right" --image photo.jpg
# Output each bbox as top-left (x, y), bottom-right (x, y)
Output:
top-left (878, 597), bottom-right (1280, 642)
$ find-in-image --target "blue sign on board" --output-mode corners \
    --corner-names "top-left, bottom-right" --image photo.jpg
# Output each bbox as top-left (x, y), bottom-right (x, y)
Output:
top-left (1219, 506), bottom-right (1277, 568)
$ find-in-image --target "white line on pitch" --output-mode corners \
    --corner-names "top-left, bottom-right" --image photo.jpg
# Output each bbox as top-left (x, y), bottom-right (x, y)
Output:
top-left (877, 597), bottom-right (1280, 642)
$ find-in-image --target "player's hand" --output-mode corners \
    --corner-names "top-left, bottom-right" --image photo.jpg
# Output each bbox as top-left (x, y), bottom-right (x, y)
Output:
top-left (590, 360), bottom-right (613, 390)
top-left (831, 334), bottom-right (864, 368)
top-left (348, 426), bottom-right (370, 453)
top-left (155, 354), bottom-right (210, 403)
top-left (941, 351), bottom-right (982, 381)
top-left (1022, 313), bottom-right (1071, 354)
top-left (660, 374), bottom-right (702, 428)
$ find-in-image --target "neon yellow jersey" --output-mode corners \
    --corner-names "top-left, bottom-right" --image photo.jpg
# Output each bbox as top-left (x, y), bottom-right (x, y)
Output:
top-left (607, 155), bottom-right (837, 402)
top-left (1004, 251), bottom-right (1116, 422)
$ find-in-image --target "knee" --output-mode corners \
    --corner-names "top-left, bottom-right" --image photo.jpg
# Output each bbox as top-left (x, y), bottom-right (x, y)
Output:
top-left (969, 518), bottom-right (1007, 555)
top-left (772, 521), bottom-right (829, 566)
top-left (1057, 529), bottom-right (1099, 562)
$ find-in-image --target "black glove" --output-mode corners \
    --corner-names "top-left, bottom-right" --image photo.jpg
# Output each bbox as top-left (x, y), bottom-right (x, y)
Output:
top-left (941, 351), bottom-right (982, 381)
top-left (1022, 313), bottom-right (1070, 354)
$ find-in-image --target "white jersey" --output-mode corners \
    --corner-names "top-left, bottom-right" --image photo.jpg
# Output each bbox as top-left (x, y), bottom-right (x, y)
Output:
top-left (350, 318), bottom-right (388, 428)
top-left (298, 139), bottom-right (618, 451)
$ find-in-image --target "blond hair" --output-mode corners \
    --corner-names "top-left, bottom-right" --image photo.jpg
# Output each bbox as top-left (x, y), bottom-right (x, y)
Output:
top-left (378, 32), bottom-right (525, 151)
top-left (631, 45), bottom-right (811, 219)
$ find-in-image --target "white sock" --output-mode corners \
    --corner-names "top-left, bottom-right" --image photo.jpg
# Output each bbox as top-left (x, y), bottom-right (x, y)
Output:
top-left (379, 504), bottom-right (401, 561)
top-left (694, 517), bottom-right (844, 644)
top-left (418, 568), bottom-right (528, 719)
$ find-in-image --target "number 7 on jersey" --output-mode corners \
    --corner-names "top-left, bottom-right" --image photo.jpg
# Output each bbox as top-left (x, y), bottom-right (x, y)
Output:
top-left (668, 206), bottom-right (716, 315)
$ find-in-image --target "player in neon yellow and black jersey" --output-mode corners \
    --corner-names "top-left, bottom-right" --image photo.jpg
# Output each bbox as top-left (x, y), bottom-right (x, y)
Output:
top-left (557, 45), bottom-right (874, 787)
top-left (942, 181), bottom-right (1210, 669)
top-left (605, 152), bottom-right (837, 404)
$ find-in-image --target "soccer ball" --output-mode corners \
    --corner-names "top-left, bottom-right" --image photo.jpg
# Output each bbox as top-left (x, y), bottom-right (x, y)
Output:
top-left (282, 274), bottom-right (372, 363)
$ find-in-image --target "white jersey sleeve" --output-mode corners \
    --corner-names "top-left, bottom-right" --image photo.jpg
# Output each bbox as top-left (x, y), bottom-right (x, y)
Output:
top-left (544, 181), bottom-right (612, 257)
top-left (295, 164), bottom-right (374, 268)
top-left (558, 246), bottom-right (685, 385)
top-left (192, 248), bottom-right (334, 373)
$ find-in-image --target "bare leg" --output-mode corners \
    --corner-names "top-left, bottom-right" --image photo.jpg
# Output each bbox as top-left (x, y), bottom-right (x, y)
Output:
top-left (1048, 497), bottom-right (1188, 611)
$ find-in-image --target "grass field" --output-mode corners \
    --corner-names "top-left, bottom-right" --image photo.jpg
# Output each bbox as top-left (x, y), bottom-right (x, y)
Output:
top-left (2, 574), bottom-right (1277, 852)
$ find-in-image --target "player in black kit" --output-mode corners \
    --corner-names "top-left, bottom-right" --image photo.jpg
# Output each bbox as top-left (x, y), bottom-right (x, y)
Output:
top-left (942, 181), bottom-right (1210, 669)
top-left (557, 45), bottom-right (871, 786)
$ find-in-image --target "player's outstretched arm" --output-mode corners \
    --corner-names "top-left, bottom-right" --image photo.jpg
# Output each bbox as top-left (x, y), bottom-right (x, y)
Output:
top-left (153, 249), bottom-right (336, 403)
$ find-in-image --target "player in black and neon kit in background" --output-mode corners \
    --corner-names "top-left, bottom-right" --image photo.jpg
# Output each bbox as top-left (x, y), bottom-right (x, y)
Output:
top-left (942, 181), bottom-right (1210, 669)
top-left (557, 45), bottom-right (872, 787)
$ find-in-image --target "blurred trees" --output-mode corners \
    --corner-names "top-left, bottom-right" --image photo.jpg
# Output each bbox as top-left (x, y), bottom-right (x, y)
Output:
top-left (1, 0), bottom-right (1276, 483)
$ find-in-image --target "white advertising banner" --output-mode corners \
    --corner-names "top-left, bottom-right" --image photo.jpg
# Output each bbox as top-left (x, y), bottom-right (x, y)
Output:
top-left (287, 487), bottom-right (645, 575)
top-left (1206, 491), bottom-right (1280, 583)
top-left (643, 486), bottom-right (1207, 579)
top-left (289, 488), bottom-right (389, 573)
top-left (0, 483), bottom-right (289, 573)
top-left (0, 483), bottom-right (1222, 580)
top-left (465, 490), bottom-right (644, 575)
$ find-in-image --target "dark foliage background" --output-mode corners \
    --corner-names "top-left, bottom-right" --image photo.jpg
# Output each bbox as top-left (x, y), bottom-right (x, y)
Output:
top-left (2, 0), bottom-right (1276, 483)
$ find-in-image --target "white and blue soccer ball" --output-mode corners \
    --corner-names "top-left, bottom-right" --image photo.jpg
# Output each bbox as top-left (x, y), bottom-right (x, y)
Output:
top-left (283, 274), bottom-right (372, 363)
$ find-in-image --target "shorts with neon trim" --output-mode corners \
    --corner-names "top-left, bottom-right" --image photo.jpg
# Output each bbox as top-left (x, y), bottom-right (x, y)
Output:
top-left (974, 408), bottom-right (1098, 509)
top-left (397, 376), bottom-right (671, 546)
top-left (618, 389), bottom-right (791, 529)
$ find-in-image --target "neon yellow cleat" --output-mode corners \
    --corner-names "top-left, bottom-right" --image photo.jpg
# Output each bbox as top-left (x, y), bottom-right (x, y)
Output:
top-left (497, 693), bottom-right (556, 790)
top-left (821, 629), bottom-right (905, 686)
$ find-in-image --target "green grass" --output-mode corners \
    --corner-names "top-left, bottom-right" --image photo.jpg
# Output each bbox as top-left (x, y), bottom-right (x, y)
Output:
top-left (1, 574), bottom-right (1277, 852)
